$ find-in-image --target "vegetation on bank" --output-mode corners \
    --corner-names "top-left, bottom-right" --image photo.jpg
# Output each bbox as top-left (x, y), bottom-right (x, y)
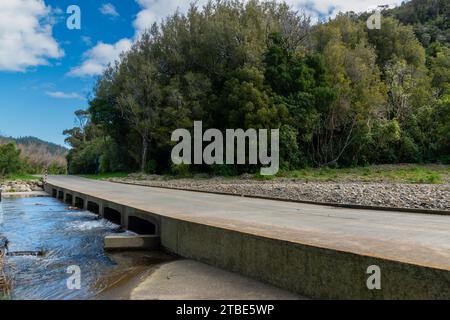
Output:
top-left (81, 172), bottom-right (129, 180)
top-left (83, 165), bottom-right (450, 185)
top-left (0, 141), bottom-right (66, 181)
top-left (0, 137), bottom-right (67, 179)
top-left (63, 0), bottom-right (450, 177)
top-left (0, 173), bottom-right (41, 183)
top-left (278, 165), bottom-right (450, 184)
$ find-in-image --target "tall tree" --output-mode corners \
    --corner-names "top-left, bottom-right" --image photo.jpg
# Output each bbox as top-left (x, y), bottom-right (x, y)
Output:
top-left (115, 35), bottom-right (164, 172)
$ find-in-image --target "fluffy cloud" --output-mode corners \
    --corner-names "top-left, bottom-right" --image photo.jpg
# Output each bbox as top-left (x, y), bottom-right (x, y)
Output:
top-left (133, 0), bottom-right (206, 36)
top-left (0, 0), bottom-right (64, 72)
top-left (100, 3), bottom-right (119, 18)
top-left (132, 0), bottom-right (403, 31)
top-left (70, 0), bottom-right (204, 77)
top-left (286, 0), bottom-right (402, 19)
top-left (45, 91), bottom-right (84, 100)
top-left (68, 39), bottom-right (132, 77)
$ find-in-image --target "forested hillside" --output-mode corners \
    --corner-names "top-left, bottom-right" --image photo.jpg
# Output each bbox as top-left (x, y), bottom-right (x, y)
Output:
top-left (0, 136), bottom-right (67, 175)
top-left (388, 0), bottom-right (449, 48)
top-left (64, 0), bottom-right (450, 175)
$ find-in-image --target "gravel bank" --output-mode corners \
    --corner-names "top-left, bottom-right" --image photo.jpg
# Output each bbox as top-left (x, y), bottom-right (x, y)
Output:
top-left (0, 180), bottom-right (43, 193)
top-left (108, 175), bottom-right (450, 211)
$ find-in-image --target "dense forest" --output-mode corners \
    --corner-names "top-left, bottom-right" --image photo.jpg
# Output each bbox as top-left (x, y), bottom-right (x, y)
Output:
top-left (0, 136), bottom-right (67, 175)
top-left (64, 0), bottom-right (450, 175)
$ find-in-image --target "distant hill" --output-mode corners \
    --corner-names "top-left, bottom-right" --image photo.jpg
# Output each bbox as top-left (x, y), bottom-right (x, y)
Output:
top-left (0, 135), bottom-right (68, 170)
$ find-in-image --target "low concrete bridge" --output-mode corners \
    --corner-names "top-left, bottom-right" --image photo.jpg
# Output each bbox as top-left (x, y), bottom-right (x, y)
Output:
top-left (45, 175), bottom-right (450, 299)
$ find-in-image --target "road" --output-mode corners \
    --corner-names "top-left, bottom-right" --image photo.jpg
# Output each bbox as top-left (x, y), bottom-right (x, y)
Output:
top-left (47, 175), bottom-right (450, 271)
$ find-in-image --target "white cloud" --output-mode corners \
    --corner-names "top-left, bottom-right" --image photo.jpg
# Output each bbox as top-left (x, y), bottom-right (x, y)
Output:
top-left (133, 0), bottom-right (403, 32)
top-left (68, 38), bottom-right (132, 77)
top-left (70, 0), bottom-right (199, 77)
top-left (45, 91), bottom-right (84, 100)
top-left (0, 0), bottom-right (64, 72)
top-left (100, 3), bottom-right (119, 17)
top-left (286, 0), bottom-right (402, 20)
top-left (133, 0), bottom-right (206, 36)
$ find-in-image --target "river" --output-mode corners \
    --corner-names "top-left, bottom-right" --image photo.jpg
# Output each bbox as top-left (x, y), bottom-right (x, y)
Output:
top-left (0, 195), bottom-right (171, 300)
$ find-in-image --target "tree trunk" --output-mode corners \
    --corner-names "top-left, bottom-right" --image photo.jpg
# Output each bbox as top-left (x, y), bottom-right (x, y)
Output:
top-left (141, 136), bottom-right (149, 172)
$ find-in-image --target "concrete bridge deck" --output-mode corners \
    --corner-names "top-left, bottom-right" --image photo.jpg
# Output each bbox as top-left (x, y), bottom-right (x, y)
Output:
top-left (45, 175), bottom-right (450, 299)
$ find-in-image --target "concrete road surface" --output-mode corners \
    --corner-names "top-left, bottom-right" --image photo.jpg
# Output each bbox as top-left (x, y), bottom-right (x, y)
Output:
top-left (47, 175), bottom-right (450, 271)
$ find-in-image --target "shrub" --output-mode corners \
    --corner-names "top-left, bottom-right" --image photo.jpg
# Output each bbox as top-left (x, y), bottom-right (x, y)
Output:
top-left (47, 160), bottom-right (67, 174)
top-left (0, 142), bottom-right (22, 175)
top-left (99, 154), bottom-right (110, 173)
top-left (170, 163), bottom-right (191, 177)
top-left (67, 139), bottom-right (104, 174)
top-left (145, 160), bottom-right (157, 174)
top-left (210, 164), bottom-right (238, 176)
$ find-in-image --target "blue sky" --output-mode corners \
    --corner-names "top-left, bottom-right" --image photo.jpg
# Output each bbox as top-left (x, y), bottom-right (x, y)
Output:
top-left (0, 0), bottom-right (403, 146)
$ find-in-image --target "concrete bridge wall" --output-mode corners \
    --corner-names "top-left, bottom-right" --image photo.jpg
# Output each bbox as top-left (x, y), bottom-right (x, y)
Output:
top-left (45, 183), bottom-right (450, 299)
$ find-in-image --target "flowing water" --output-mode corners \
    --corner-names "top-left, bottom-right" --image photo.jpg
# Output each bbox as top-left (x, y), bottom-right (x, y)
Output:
top-left (0, 196), bottom-right (170, 300)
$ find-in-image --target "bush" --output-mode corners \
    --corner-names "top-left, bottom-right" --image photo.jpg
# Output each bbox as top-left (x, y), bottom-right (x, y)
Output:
top-left (279, 125), bottom-right (305, 170)
top-left (210, 164), bottom-right (238, 176)
top-left (0, 142), bottom-right (22, 175)
top-left (67, 139), bottom-right (104, 174)
top-left (99, 154), bottom-right (110, 173)
top-left (145, 160), bottom-right (157, 174)
top-left (170, 163), bottom-right (191, 177)
top-left (47, 161), bottom-right (67, 174)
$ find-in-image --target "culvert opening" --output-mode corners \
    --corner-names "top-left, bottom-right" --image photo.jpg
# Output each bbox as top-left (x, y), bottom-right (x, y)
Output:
top-left (74, 197), bottom-right (84, 209)
top-left (65, 193), bottom-right (73, 204)
top-left (128, 216), bottom-right (156, 235)
top-left (104, 207), bottom-right (121, 225)
top-left (87, 201), bottom-right (99, 214)
top-left (58, 191), bottom-right (64, 200)
top-left (52, 189), bottom-right (57, 197)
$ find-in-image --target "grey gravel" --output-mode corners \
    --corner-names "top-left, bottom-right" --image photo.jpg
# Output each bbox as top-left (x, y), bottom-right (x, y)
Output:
top-left (108, 175), bottom-right (450, 211)
top-left (0, 180), bottom-right (43, 193)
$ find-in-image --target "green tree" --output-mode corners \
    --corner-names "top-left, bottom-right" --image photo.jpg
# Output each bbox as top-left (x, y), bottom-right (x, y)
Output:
top-left (63, 0), bottom-right (450, 174)
top-left (0, 142), bottom-right (22, 175)
top-left (367, 16), bottom-right (426, 69)
top-left (312, 15), bottom-right (386, 166)
top-left (114, 35), bottom-right (165, 172)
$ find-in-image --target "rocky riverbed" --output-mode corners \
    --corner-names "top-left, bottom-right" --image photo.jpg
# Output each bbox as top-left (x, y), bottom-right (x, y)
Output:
top-left (0, 180), bottom-right (43, 193)
top-left (108, 175), bottom-right (450, 211)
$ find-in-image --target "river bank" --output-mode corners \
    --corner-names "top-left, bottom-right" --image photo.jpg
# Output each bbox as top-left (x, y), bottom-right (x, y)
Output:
top-left (0, 179), bottom-right (43, 193)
